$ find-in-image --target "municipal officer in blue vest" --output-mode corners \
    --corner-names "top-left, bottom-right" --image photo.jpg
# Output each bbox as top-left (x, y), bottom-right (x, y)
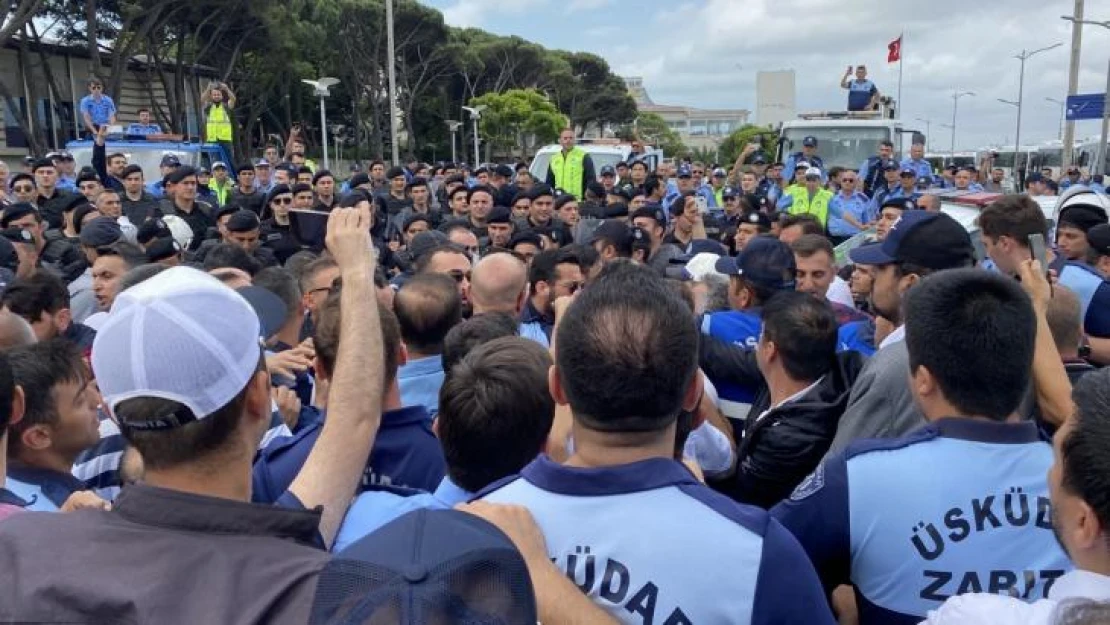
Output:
top-left (900, 142), bottom-right (933, 180)
top-left (859, 141), bottom-right (895, 197)
top-left (773, 268), bottom-right (1071, 625)
top-left (700, 236), bottom-right (796, 432)
top-left (784, 136), bottom-right (826, 183)
top-left (841, 65), bottom-right (880, 111)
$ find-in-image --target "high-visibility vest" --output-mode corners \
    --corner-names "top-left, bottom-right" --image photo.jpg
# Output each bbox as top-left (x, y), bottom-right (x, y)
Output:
top-left (206, 103), bottom-right (233, 142)
top-left (785, 185), bottom-right (833, 227)
top-left (550, 147), bottom-right (586, 200)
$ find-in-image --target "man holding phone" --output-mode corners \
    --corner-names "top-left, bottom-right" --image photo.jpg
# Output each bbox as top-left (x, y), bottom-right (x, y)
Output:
top-left (840, 65), bottom-right (879, 112)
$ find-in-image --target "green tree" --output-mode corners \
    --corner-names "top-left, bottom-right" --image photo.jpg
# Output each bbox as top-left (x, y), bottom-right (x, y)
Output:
top-left (619, 112), bottom-right (685, 156)
top-left (469, 89), bottom-right (565, 159)
top-left (718, 124), bottom-right (779, 167)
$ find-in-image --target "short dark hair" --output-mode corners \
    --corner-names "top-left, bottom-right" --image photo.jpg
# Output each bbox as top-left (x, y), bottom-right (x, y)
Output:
top-left (438, 337), bottom-right (554, 492)
top-left (879, 140), bottom-right (894, 149)
top-left (1, 272), bottom-right (70, 323)
top-left (790, 233), bottom-right (835, 260)
top-left (528, 247), bottom-right (579, 290)
top-left (556, 262), bottom-right (697, 433)
top-left (253, 267), bottom-right (302, 317)
top-left (97, 241), bottom-right (147, 269)
top-left (314, 292), bottom-right (400, 390)
top-left (1061, 368), bottom-right (1110, 536)
top-left (299, 257), bottom-right (338, 293)
top-left (780, 214), bottom-right (824, 236)
top-left (7, 339), bottom-right (87, 454)
top-left (117, 263), bottom-right (169, 293)
top-left (448, 186), bottom-right (469, 201)
top-left (761, 291), bottom-right (837, 381)
top-left (467, 185), bottom-right (496, 203)
top-left (904, 269), bottom-right (1035, 420)
top-left (441, 312), bottom-right (520, 373)
top-left (117, 355), bottom-right (265, 470)
top-left (202, 243), bottom-right (261, 275)
top-left (0, 352), bottom-right (13, 436)
top-left (394, 273), bottom-right (462, 354)
top-left (414, 244), bottom-right (468, 275)
top-left (977, 195), bottom-right (1048, 246)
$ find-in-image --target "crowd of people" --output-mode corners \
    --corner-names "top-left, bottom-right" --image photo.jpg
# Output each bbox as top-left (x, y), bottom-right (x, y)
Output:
top-left (0, 85), bottom-right (1109, 624)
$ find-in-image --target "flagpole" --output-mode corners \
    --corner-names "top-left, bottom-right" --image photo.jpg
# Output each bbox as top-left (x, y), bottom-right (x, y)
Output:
top-left (897, 31), bottom-right (904, 119)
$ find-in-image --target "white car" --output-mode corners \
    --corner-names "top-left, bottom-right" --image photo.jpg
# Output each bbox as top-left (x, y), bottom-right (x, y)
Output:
top-left (529, 140), bottom-right (663, 187)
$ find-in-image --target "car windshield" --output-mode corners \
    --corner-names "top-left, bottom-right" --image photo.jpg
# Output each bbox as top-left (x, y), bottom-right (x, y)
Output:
top-left (530, 150), bottom-right (624, 187)
top-left (69, 146), bottom-right (193, 183)
top-left (781, 126), bottom-right (893, 171)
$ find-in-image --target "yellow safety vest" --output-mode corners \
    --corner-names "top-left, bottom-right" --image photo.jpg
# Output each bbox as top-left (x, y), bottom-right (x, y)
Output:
top-left (209, 179), bottom-right (233, 206)
top-left (785, 185), bottom-right (833, 227)
top-left (206, 103), bottom-right (233, 142)
top-left (550, 147), bottom-right (587, 200)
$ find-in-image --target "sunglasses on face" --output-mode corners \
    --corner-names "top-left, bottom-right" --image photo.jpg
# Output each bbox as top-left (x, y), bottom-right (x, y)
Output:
top-left (13, 185), bottom-right (32, 193)
top-left (273, 197), bottom-right (293, 205)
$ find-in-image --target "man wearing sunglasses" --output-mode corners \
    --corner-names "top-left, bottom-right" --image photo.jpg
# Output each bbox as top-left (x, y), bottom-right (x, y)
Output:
top-left (827, 169), bottom-right (871, 244)
top-left (79, 79), bottom-right (116, 136)
top-left (8, 174), bottom-right (36, 206)
top-left (519, 247), bottom-right (583, 349)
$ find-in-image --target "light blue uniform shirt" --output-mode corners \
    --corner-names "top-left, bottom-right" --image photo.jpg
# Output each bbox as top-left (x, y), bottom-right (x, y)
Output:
top-left (333, 476), bottom-right (473, 552)
top-left (900, 158), bottom-right (933, 180)
top-left (397, 354), bottom-right (445, 417)
top-left (828, 191), bottom-right (871, 237)
top-left (481, 455), bottom-right (835, 625)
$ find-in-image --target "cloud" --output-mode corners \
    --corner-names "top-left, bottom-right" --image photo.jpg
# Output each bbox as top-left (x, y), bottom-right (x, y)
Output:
top-left (439, 0), bottom-right (548, 27)
top-left (567, 0), bottom-right (612, 12)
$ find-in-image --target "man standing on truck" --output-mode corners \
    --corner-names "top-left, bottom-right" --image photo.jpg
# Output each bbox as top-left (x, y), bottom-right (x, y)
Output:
top-left (839, 65), bottom-right (879, 112)
top-left (79, 79), bottom-right (116, 136)
top-left (202, 82), bottom-right (236, 163)
top-left (545, 128), bottom-right (595, 201)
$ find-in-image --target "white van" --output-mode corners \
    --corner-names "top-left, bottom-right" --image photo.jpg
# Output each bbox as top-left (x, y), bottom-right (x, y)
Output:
top-left (529, 139), bottom-right (663, 186)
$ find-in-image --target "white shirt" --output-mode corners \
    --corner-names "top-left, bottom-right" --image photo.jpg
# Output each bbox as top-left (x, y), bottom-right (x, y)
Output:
top-left (751, 376), bottom-right (825, 428)
top-left (879, 324), bottom-right (906, 350)
top-left (920, 570), bottom-right (1110, 625)
top-left (826, 276), bottom-right (855, 309)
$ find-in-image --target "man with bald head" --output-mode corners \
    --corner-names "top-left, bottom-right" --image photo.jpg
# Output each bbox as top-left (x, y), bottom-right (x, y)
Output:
top-left (0, 309), bottom-right (35, 349)
top-left (470, 252), bottom-right (528, 317)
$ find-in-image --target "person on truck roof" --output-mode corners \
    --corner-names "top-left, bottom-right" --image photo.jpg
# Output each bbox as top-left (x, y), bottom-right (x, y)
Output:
top-left (126, 109), bottom-right (163, 136)
top-left (840, 65), bottom-right (879, 112)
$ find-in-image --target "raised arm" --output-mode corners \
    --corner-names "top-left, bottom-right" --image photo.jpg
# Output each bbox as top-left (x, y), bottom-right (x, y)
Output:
top-left (1019, 259), bottom-right (1074, 426)
top-left (288, 203), bottom-right (384, 548)
top-left (839, 66), bottom-right (853, 89)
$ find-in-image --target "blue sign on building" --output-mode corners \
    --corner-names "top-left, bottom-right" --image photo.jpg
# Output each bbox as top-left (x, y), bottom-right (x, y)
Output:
top-left (1066, 93), bottom-right (1106, 121)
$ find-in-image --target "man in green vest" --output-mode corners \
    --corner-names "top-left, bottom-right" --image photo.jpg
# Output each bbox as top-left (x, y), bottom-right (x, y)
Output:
top-left (208, 162), bottom-right (234, 206)
top-left (203, 82), bottom-right (236, 162)
top-left (545, 128), bottom-right (595, 201)
top-left (779, 167), bottom-right (834, 228)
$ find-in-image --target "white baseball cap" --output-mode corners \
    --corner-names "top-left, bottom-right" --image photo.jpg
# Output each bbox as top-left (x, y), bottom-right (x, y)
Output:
top-left (92, 266), bottom-right (261, 427)
top-left (805, 168), bottom-right (823, 179)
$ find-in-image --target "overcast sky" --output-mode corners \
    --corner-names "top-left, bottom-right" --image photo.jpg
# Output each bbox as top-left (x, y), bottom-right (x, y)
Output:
top-left (421, 0), bottom-right (1110, 152)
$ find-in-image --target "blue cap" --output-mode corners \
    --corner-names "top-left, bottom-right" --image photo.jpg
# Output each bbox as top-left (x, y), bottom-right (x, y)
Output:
top-left (751, 154), bottom-right (767, 165)
top-left (600, 165), bottom-right (616, 176)
top-left (236, 286), bottom-right (288, 340)
top-left (79, 217), bottom-right (123, 247)
top-left (849, 211), bottom-right (974, 269)
top-left (722, 186), bottom-right (740, 198)
top-left (309, 509), bottom-right (537, 624)
top-left (900, 165), bottom-right (916, 176)
top-left (159, 154), bottom-right (181, 168)
top-left (677, 164), bottom-right (693, 178)
top-left (714, 236), bottom-right (796, 290)
top-left (881, 159), bottom-right (899, 171)
top-left (802, 136), bottom-right (818, 147)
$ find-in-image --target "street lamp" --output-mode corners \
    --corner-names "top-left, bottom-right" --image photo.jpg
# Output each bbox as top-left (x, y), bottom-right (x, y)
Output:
top-left (461, 105), bottom-right (486, 166)
top-left (1061, 16), bottom-right (1110, 175)
top-left (914, 117), bottom-right (932, 145)
top-left (1009, 43), bottom-right (1063, 169)
top-left (446, 120), bottom-right (462, 164)
top-left (386, 0), bottom-right (400, 166)
top-left (950, 91), bottom-right (975, 156)
top-left (301, 77), bottom-right (340, 171)
top-left (1046, 97), bottom-right (1066, 140)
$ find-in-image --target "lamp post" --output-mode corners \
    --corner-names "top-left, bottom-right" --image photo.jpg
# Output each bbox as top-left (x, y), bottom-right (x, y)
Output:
top-left (1061, 16), bottom-right (1110, 175)
top-left (301, 78), bottom-right (340, 171)
top-left (914, 117), bottom-right (932, 145)
top-left (462, 105), bottom-right (486, 166)
top-left (446, 120), bottom-right (462, 163)
top-left (1010, 44), bottom-right (1064, 169)
top-left (1046, 97), bottom-right (1066, 140)
top-left (950, 91), bottom-right (975, 156)
top-left (386, 0), bottom-right (400, 166)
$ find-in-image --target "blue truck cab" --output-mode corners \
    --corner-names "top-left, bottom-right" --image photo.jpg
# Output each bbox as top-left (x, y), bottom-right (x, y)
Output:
top-left (65, 135), bottom-right (233, 184)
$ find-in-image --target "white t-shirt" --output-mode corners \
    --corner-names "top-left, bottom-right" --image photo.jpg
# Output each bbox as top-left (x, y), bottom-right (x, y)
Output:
top-left (920, 570), bottom-right (1110, 625)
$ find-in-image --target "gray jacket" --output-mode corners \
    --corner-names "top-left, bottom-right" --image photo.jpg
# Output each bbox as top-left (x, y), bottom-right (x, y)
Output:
top-left (825, 339), bottom-right (925, 458)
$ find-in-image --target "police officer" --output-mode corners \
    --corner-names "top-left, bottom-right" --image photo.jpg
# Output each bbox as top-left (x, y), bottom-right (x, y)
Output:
top-left (784, 136), bottom-right (825, 183)
top-left (841, 65), bottom-right (880, 111)
top-left (888, 166), bottom-right (922, 202)
top-left (900, 142), bottom-right (932, 180)
top-left (867, 160), bottom-right (903, 217)
top-left (752, 154), bottom-right (780, 204)
top-left (859, 140), bottom-right (895, 197)
top-left (773, 268), bottom-right (1070, 624)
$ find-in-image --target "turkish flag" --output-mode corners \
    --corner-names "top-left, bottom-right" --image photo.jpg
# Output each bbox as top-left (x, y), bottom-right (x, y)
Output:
top-left (888, 36), bottom-right (902, 63)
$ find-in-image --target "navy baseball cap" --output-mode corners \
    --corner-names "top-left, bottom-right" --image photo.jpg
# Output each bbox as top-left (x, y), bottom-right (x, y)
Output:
top-left (880, 197), bottom-right (917, 213)
top-left (599, 165), bottom-right (616, 176)
top-left (722, 186), bottom-right (740, 199)
top-left (1088, 223), bottom-right (1110, 256)
top-left (79, 218), bottom-right (123, 247)
top-left (849, 211), bottom-right (974, 269)
top-left (751, 154), bottom-right (767, 165)
top-left (741, 210), bottom-right (772, 230)
top-left (1026, 172), bottom-right (1045, 184)
top-left (677, 164), bottom-right (693, 178)
top-left (309, 509), bottom-right (536, 625)
top-left (160, 154), bottom-right (181, 168)
top-left (630, 205), bottom-right (667, 225)
top-left (237, 286), bottom-right (288, 340)
top-left (589, 219), bottom-right (634, 249)
top-left (900, 166), bottom-right (916, 177)
top-left (881, 159), bottom-right (899, 171)
top-left (802, 136), bottom-right (818, 147)
top-left (714, 236), bottom-right (796, 290)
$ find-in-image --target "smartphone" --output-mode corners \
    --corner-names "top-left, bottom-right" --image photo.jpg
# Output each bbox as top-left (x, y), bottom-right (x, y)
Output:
top-left (695, 196), bottom-right (708, 213)
top-left (1029, 233), bottom-right (1047, 270)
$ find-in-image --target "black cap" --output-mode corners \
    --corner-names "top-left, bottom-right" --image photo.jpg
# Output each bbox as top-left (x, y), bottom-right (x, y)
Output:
top-left (722, 186), bottom-right (740, 199)
top-left (585, 181), bottom-right (607, 198)
top-left (385, 166), bottom-right (406, 180)
top-left (0, 236), bottom-right (18, 273)
top-left (714, 236), bottom-right (796, 290)
top-left (145, 237), bottom-right (181, 262)
top-left (0, 203), bottom-right (39, 228)
top-left (590, 219), bottom-right (634, 255)
top-left (509, 230), bottom-right (543, 250)
top-left (631, 226), bottom-right (651, 251)
top-left (214, 204), bottom-right (240, 222)
top-left (1088, 223), bottom-right (1110, 256)
top-left (166, 166), bottom-right (197, 184)
top-left (408, 230), bottom-right (450, 264)
top-left (604, 201), bottom-right (630, 218)
top-left (528, 184), bottom-right (555, 200)
top-left (631, 205), bottom-right (667, 226)
top-left (493, 164), bottom-right (514, 178)
top-left (402, 212), bottom-right (431, 232)
top-left (76, 170), bottom-right (100, 185)
top-left (599, 165), bottom-right (616, 176)
top-left (349, 172), bottom-right (370, 188)
top-left (1058, 205), bottom-right (1108, 234)
top-left (740, 211), bottom-right (772, 230)
top-left (79, 217), bottom-right (123, 247)
top-left (137, 218), bottom-right (171, 245)
top-left (226, 210), bottom-right (262, 233)
top-left (881, 159), bottom-right (899, 171)
top-left (30, 158), bottom-right (55, 173)
top-left (311, 169), bottom-right (334, 185)
top-left (486, 205), bottom-right (513, 225)
top-left (880, 197), bottom-right (917, 213)
top-left (849, 211), bottom-right (974, 269)
top-left (0, 227), bottom-right (33, 246)
top-left (8, 173), bottom-right (33, 190)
